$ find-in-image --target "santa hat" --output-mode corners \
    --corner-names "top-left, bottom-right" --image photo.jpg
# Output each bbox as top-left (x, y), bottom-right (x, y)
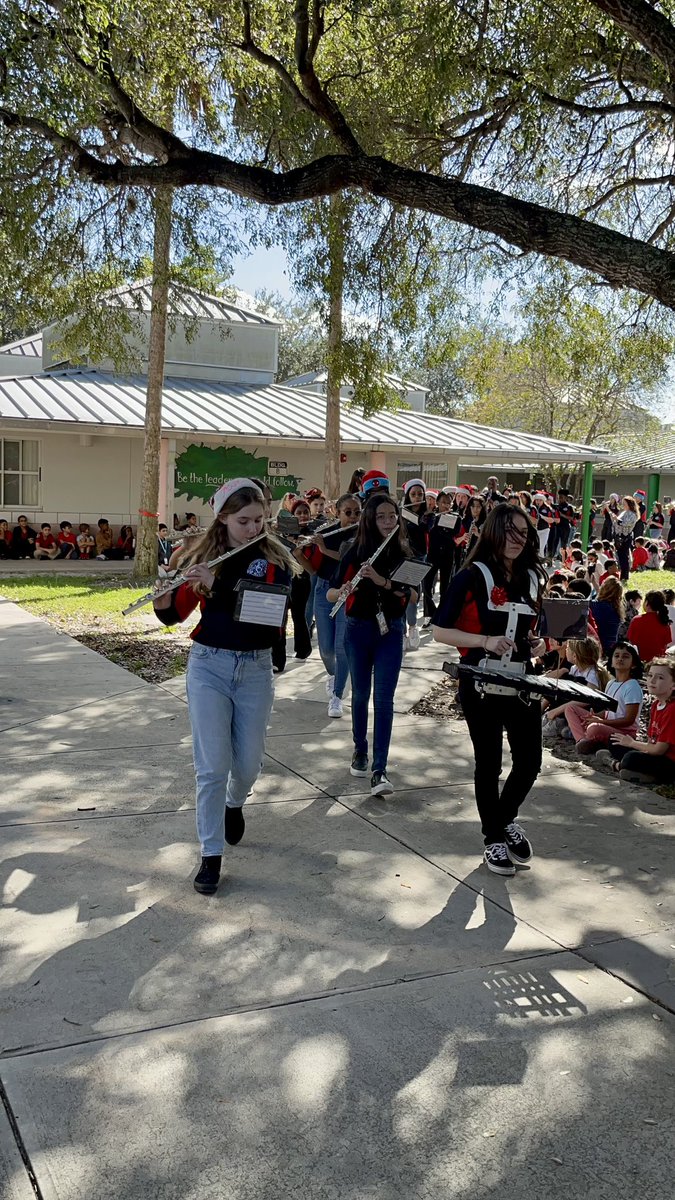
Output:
top-left (442, 484), bottom-right (458, 493)
top-left (533, 492), bottom-right (546, 501)
top-left (403, 477), bottom-right (426, 495)
top-left (455, 485), bottom-right (473, 497)
top-left (634, 490), bottom-right (646, 498)
top-left (609, 492), bottom-right (620, 501)
top-left (426, 489), bottom-right (439, 498)
top-left (361, 469), bottom-right (390, 496)
top-left (210, 478), bottom-right (263, 517)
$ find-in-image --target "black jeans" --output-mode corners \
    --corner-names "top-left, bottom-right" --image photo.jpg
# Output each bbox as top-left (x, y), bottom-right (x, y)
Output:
top-left (459, 678), bottom-right (543, 844)
top-left (609, 745), bottom-right (675, 782)
top-left (289, 572), bottom-right (312, 658)
top-left (614, 537), bottom-right (632, 582)
top-left (424, 561), bottom-right (453, 619)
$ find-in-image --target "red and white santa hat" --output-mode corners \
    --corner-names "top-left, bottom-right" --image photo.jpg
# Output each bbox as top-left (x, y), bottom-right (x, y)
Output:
top-left (210, 477), bottom-right (263, 517)
top-left (426, 488), bottom-right (439, 498)
top-left (533, 492), bottom-right (547, 501)
top-left (455, 484), bottom-right (474, 497)
top-left (403, 477), bottom-right (426, 495)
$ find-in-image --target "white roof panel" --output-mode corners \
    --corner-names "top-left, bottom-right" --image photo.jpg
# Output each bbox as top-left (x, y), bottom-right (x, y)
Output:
top-left (0, 369), bottom-right (609, 461)
top-left (101, 281), bottom-right (278, 325)
top-left (0, 332), bottom-right (42, 357)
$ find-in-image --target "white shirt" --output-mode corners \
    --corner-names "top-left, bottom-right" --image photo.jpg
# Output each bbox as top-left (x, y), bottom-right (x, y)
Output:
top-left (605, 677), bottom-right (643, 720)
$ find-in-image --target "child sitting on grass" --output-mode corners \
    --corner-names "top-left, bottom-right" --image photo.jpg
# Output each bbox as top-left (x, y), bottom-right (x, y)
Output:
top-left (543, 637), bottom-right (607, 738)
top-left (598, 658), bottom-right (675, 785)
top-left (565, 640), bottom-right (643, 755)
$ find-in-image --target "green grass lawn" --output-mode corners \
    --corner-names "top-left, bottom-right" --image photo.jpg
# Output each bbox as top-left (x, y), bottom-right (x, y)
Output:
top-left (0, 574), bottom-right (193, 681)
top-left (626, 570), bottom-right (675, 594)
top-left (0, 574), bottom-right (148, 624)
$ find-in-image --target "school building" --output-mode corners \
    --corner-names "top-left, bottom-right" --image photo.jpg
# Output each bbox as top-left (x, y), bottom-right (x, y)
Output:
top-left (0, 282), bottom-right (611, 535)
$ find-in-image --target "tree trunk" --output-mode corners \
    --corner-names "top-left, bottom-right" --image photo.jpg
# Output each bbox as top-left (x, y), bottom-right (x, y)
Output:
top-left (133, 186), bottom-right (173, 579)
top-left (324, 194), bottom-right (344, 500)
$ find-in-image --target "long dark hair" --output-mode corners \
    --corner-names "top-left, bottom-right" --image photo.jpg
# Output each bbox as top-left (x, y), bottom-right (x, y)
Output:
top-left (465, 502), bottom-right (546, 597)
top-left (645, 590), bottom-right (670, 626)
top-left (354, 493), bottom-right (410, 563)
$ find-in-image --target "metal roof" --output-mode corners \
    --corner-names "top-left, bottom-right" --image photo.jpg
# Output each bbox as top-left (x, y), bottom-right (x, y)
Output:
top-left (602, 439), bottom-right (675, 472)
top-left (0, 368), bottom-right (608, 461)
top-left (100, 280), bottom-right (279, 325)
top-left (284, 368), bottom-right (430, 394)
top-left (0, 332), bottom-right (42, 357)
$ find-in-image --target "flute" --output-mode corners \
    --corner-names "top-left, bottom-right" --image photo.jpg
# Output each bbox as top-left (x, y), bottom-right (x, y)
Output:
top-left (295, 521), bottom-right (358, 548)
top-left (329, 526), bottom-right (399, 618)
top-left (122, 533), bottom-right (267, 616)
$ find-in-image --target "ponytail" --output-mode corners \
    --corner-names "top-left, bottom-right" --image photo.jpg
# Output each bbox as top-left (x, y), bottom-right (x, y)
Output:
top-left (646, 590), bottom-right (670, 626)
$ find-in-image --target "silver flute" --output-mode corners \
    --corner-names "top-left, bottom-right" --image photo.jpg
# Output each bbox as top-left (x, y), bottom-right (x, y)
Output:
top-left (122, 533), bottom-right (267, 616)
top-left (329, 526), bottom-right (399, 618)
top-left (295, 521), bottom-right (358, 548)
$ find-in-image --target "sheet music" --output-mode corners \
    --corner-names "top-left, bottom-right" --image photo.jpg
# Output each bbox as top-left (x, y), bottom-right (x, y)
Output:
top-left (401, 509), bottom-right (419, 525)
top-left (437, 512), bottom-right (459, 529)
top-left (390, 559), bottom-right (432, 586)
top-left (237, 591), bottom-right (288, 626)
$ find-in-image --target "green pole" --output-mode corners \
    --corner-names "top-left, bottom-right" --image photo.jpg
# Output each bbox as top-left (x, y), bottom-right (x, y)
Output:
top-left (647, 472), bottom-right (660, 515)
top-left (580, 461), bottom-right (594, 549)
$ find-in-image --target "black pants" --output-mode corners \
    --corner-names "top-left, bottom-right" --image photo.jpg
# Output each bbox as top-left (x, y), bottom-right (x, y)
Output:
top-left (289, 572), bottom-right (312, 658)
top-left (610, 745), bottom-right (675, 782)
top-left (614, 537), bottom-right (632, 581)
top-left (459, 679), bottom-right (543, 844)
top-left (424, 560), bottom-right (453, 619)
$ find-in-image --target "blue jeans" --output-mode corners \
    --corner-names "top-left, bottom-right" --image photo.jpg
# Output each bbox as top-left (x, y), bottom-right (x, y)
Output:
top-left (345, 616), bottom-right (404, 773)
top-left (314, 578), bottom-right (350, 696)
top-left (305, 573), bottom-right (318, 627)
top-left (186, 644), bottom-right (273, 856)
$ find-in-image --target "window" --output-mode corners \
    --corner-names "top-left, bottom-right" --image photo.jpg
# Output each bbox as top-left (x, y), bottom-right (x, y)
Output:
top-left (423, 463), bottom-right (448, 492)
top-left (396, 460), bottom-right (449, 495)
top-left (1, 439), bottom-right (40, 507)
top-left (396, 460), bottom-right (422, 496)
top-left (593, 478), bottom-right (607, 499)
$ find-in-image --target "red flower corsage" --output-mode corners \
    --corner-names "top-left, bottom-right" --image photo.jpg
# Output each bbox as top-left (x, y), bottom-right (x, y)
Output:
top-left (490, 586), bottom-right (509, 606)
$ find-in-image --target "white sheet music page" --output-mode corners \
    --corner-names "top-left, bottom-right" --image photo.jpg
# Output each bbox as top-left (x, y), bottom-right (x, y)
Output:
top-left (238, 591), bottom-right (288, 626)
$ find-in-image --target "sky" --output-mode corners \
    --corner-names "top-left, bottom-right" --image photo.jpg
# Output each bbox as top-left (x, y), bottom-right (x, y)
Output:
top-left (229, 242), bottom-right (293, 301)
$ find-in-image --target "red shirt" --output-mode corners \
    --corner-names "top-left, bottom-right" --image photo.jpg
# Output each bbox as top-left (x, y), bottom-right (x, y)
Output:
top-left (58, 531), bottom-right (77, 546)
top-left (632, 546), bottom-right (649, 569)
top-left (36, 532), bottom-right (57, 549)
top-left (627, 612), bottom-right (672, 663)
top-left (648, 701), bottom-right (675, 761)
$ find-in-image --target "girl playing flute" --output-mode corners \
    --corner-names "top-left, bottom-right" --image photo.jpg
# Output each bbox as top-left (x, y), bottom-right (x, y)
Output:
top-left (153, 478), bottom-right (298, 896)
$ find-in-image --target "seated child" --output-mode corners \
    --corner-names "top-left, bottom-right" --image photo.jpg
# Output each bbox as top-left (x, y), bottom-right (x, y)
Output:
top-left (543, 637), bottom-right (606, 737)
top-left (631, 537), bottom-right (649, 571)
top-left (617, 589), bottom-right (642, 639)
top-left (57, 520), bottom-right (79, 559)
top-left (599, 560), bottom-right (620, 585)
top-left (663, 540), bottom-right (675, 570)
top-left (565, 640), bottom-right (643, 754)
top-left (646, 541), bottom-right (662, 570)
top-left (0, 518), bottom-right (12, 559)
top-left (602, 658), bottom-right (675, 785)
top-left (34, 523), bottom-right (60, 560)
top-left (77, 523), bottom-right (95, 559)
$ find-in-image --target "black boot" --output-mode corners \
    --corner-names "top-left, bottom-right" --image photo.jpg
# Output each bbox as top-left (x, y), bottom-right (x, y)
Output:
top-left (225, 806), bottom-right (245, 846)
top-left (193, 855), bottom-right (222, 894)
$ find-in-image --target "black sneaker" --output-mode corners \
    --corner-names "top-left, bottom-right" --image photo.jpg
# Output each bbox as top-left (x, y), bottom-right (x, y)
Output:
top-left (350, 751), bottom-right (369, 776)
top-left (483, 842), bottom-right (516, 876)
top-left (371, 771), bottom-right (394, 796)
top-left (504, 821), bottom-right (533, 865)
top-left (193, 855), bottom-right (222, 894)
top-left (225, 806), bottom-right (245, 846)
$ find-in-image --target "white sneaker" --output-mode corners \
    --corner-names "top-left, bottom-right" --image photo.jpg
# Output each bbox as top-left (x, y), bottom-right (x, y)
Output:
top-left (325, 675), bottom-right (335, 697)
top-left (328, 695), bottom-right (343, 718)
top-left (483, 842), bottom-right (516, 876)
top-left (407, 626), bottom-right (420, 651)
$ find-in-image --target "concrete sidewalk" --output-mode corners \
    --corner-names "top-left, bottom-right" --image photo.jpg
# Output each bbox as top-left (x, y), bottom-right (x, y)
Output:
top-left (0, 595), bottom-right (674, 1200)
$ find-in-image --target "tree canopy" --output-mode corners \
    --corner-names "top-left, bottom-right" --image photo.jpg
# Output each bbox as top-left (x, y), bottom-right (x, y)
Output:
top-left (4, 2), bottom-right (675, 308)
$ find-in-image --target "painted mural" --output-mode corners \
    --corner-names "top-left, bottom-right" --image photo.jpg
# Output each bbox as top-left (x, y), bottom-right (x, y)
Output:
top-left (174, 444), bottom-right (302, 502)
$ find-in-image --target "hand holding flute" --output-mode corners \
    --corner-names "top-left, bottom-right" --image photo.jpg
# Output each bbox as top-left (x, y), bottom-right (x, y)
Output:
top-left (122, 532), bottom-right (266, 616)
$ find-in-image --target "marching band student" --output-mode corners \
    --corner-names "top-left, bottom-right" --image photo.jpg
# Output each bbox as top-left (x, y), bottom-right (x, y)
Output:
top-left (550, 488), bottom-right (576, 560)
top-left (433, 504), bottom-right (547, 876)
top-left (601, 494), bottom-right (621, 541)
top-left (423, 489), bottom-right (457, 625)
top-left (297, 492), bottom-right (362, 717)
top-left (603, 657), bottom-right (675, 785)
top-left (153, 478), bottom-right (298, 896)
top-left (451, 485), bottom-right (473, 575)
top-left (327, 492), bottom-right (416, 797)
top-left (302, 488), bottom-right (326, 630)
top-left (289, 499), bottom-right (313, 659)
top-left (532, 492), bottom-right (555, 557)
top-left (648, 501), bottom-right (665, 540)
top-left (401, 478), bottom-right (430, 651)
top-left (426, 489), bottom-right (439, 513)
top-left (633, 490), bottom-right (647, 538)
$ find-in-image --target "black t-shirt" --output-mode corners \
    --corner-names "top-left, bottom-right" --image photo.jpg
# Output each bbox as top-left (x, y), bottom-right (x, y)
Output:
top-left (156, 543), bottom-right (291, 650)
top-left (434, 562), bottom-right (539, 664)
top-left (556, 501), bottom-right (576, 531)
top-left (332, 541), bottom-right (411, 621)
top-left (300, 526), bottom-right (356, 580)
